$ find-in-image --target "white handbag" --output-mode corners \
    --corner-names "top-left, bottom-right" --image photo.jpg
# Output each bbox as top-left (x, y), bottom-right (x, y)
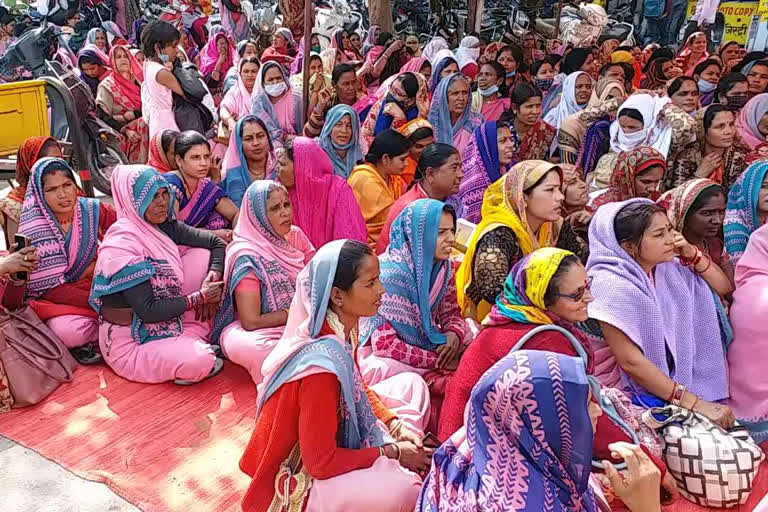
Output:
top-left (643, 405), bottom-right (765, 508)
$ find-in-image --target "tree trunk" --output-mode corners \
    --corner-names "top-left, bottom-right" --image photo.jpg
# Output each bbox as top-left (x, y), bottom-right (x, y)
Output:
top-left (467, 0), bottom-right (484, 33)
top-left (368, 0), bottom-right (394, 32)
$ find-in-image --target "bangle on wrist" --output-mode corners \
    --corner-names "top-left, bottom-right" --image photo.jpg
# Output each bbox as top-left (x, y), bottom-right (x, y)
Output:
top-left (694, 253), bottom-right (712, 274)
top-left (391, 442), bottom-right (401, 461)
top-left (667, 381), bottom-right (678, 402)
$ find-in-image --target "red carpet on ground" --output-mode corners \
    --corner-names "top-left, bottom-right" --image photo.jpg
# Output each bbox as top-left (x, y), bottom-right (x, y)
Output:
top-left (3, 363), bottom-right (768, 511)
top-left (0, 364), bottom-right (257, 512)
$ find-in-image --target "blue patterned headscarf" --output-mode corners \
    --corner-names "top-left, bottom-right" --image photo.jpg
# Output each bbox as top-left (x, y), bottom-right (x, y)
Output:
top-left (258, 240), bottom-right (387, 449)
top-left (359, 199), bottom-right (453, 349)
top-left (89, 166), bottom-right (184, 345)
top-left (416, 350), bottom-right (596, 511)
top-left (430, 55), bottom-right (458, 91)
top-left (318, 104), bottom-right (363, 179)
top-left (724, 161), bottom-right (768, 266)
top-left (223, 115), bottom-right (275, 207)
top-left (19, 158), bottom-right (101, 298)
top-left (428, 73), bottom-right (484, 146)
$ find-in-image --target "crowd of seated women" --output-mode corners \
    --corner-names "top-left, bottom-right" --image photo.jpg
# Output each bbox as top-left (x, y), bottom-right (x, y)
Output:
top-left (4, 15), bottom-right (768, 512)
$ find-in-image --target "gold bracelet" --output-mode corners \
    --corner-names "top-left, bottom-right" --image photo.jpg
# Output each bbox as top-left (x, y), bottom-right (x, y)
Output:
top-left (378, 446), bottom-right (385, 458)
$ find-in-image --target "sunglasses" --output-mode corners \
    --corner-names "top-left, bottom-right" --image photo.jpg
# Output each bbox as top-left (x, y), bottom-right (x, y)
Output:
top-left (553, 276), bottom-right (592, 302)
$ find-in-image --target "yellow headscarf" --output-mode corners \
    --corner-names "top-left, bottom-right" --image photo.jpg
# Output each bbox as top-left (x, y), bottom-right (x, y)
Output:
top-left (483, 247), bottom-right (575, 326)
top-left (611, 50), bottom-right (633, 63)
top-left (456, 161), bottom-right (564, 321)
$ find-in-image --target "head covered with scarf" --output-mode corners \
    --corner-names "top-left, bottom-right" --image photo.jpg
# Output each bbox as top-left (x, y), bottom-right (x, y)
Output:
top-left (10, 136), bottom-right (62, 204)
top-left (609, 94), bottom-right (673, 157)
top-left (101, 45), bottom-right (143, 112)
top-left (77, 49), bottom-right (108, 94)
top-left (285, 137), bottom-right (367, 248)
top-left (416, 349), bottom-right (596, 512)
top-left (211, 180), bottom-right (311, 342)
top-left (735, 93), bottom-right (768, 150)
top-left (457, 121), bottom-right (512, 224)
top-left (456, 161), bottom-right (564, 320)
top-left (430, 54), bottom-right (459, 91)
top-left (257, 239), bottom-right (388, 449)
top-left (250, 61), bottom-right (302, 146)
top-left (428, 73), bottom-right (483, 146)
top-left (543, 70), bottom-right (592, 130)
top-left (587, 198), bottom-right (730, 400)
top-left (19, 158), bottom-right (100, 298)
top-left (318, 104), bottom-right (363, 179)
top-left (592, 146), bottom-right (665, 209)
top-left (658, 178), bottom-right (721, 233)
top-left (199, 31), bottom-right (237, 77)
top-left (485, 247), bottom-right (579, 326)
top-left (725, 160), bottom-right (768, 265)
top-left (220, 56), bottom-right (258, 120)
top-left (89, 165), bottom-right (186, 344)
top-left (222, 115), bottom-right (276, 206)
top-left (640, 57), bottom-right (671, 90)
top-left (359, 199), bottom-right (455, 349)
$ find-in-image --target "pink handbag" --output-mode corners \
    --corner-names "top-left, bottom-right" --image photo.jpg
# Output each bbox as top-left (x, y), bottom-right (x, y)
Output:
top-left (0, 306), bottom-right (77, 409)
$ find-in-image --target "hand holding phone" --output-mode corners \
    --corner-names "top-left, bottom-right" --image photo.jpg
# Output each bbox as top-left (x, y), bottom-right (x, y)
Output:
top-left (2, 235), bottom-right (37, 280)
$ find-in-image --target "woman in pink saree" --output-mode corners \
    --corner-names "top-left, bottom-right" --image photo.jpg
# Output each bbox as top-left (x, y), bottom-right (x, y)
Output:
top-left (90, 165), bottom-right (227, 385)
top-left (275, 137), bottom-right (367, 247)
top-left (213, 180), bottom-right (314, 385)
top-left (728, 222), bottom-right (768, 445)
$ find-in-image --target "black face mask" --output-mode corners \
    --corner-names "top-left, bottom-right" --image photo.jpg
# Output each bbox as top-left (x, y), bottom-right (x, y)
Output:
top-left (726, 93), bottom-right (750, 111)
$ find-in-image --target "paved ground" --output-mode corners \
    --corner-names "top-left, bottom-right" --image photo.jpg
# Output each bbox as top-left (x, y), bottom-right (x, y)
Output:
top-left (1, 434), bottom-right (141, 511)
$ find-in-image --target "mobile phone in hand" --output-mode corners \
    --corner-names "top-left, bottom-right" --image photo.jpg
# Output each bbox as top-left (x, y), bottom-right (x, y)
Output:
top-left (13, 233), bottom-right (29, 280)
top-left (422, 432), bottom-right (440, 448)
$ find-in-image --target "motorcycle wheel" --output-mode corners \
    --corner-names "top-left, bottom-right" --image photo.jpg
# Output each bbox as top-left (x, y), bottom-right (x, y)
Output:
top-left (85, 137), bottom-right (126, 196)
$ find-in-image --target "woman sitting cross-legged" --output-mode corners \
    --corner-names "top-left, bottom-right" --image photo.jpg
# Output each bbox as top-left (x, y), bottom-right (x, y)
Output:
top-left (89, 165), bottom-right (227, 385)
top-left (588, 199), bottom-right (734, 428)
top-left (359, 199), bottom-right (468, 432)
top-left (16, 158), bottom-right (117, 364)
top-left (239, 240), bottom-right (432, 512)
top-left (419, 350), bottom-right (667, 512)
top-left (164, 131), bottom-right (240, 242)
top-left (212, 180), bottom-right (315, 386)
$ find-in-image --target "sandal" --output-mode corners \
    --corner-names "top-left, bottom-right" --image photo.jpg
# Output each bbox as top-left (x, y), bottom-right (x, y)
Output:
top-left (174, 357), bottom-right (224, 386)
top-left (70, 343), bottom-right (103, 365)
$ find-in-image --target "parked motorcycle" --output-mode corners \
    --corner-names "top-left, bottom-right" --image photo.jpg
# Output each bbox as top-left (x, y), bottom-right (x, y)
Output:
top-left (314, 0), bottom-right (364, 47)
top-left (0, 25), bottom-right (126, 195)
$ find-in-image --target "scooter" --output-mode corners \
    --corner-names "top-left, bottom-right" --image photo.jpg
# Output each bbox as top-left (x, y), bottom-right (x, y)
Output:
top-left (0, 24), bottom-right (126, 195)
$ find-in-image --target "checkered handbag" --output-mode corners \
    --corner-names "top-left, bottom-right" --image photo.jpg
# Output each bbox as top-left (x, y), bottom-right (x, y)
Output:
top-left (643, 405), bottom-right (765, 508)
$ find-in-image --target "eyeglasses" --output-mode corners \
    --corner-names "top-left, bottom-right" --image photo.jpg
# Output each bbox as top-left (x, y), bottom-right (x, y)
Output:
top-left (553, 276), bottom-right (593, 302)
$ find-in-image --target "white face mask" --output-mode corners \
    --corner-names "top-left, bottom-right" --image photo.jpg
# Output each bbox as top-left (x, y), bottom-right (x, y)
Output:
top-left (265, 82), bottom-right (287, 97)
top-left (467, 47), bottom-right (480, 60)
top-left (617, 128), bottom-right (648, 151)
